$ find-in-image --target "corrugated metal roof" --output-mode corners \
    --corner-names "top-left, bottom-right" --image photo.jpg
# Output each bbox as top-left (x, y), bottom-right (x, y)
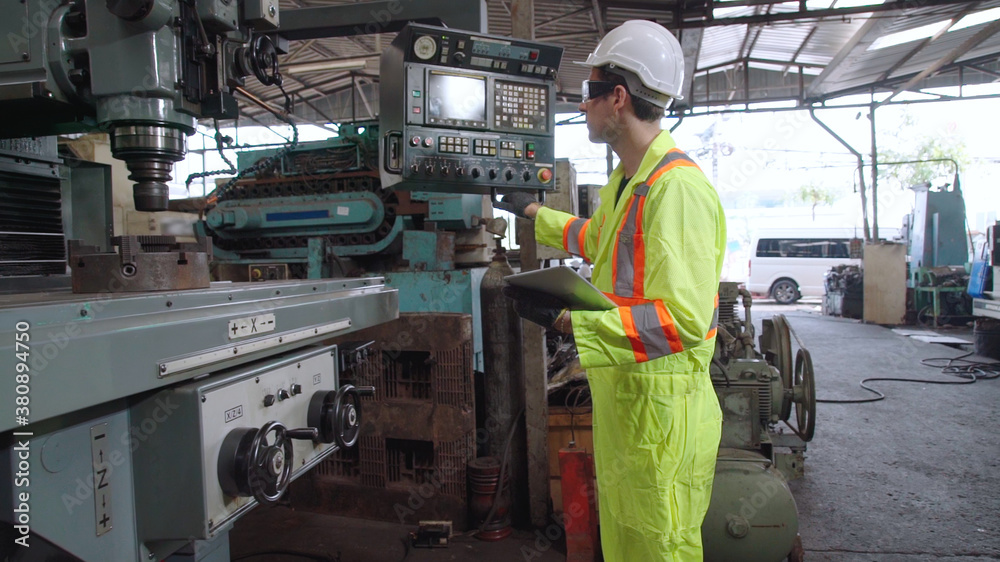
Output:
top-left (235, 0), bottom-right (1000, 123)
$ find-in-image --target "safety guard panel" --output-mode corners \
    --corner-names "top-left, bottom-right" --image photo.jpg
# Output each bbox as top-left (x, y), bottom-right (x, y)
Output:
top-left (131, 344), bottom-right (365, 542)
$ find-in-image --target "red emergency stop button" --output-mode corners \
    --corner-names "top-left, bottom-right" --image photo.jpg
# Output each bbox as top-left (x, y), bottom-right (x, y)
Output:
top-left (537, 168), bottom-right (553, 183)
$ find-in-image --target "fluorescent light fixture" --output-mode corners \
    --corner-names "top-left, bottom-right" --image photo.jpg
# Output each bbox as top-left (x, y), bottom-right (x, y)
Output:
top-left (285, 59), bottom-right (368, 74)
top-left (950, 6), bottom-right (1000, 32)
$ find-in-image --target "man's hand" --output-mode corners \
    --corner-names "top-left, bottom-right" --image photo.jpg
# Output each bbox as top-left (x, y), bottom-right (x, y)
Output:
top-left (502, 285), bottom-right (569, 331)
top-left (494, 192), bottom-right (541, 219)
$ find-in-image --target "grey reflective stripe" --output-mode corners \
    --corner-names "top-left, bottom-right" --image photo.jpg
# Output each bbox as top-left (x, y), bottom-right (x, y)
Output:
top-left (565, 218), bottom-right (586, 256)
top-left (614, 195), bottom-right (642, 297)
top-left (633, 302), bottom-right (675, 360)
top-left (634, 183), bottom-right (650, 197)
top-left (709, 305), bottom-right (719, 331)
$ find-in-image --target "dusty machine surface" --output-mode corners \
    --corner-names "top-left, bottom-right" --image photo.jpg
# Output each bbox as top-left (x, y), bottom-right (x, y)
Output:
top-left (703, 281), bottom-right (815, 562)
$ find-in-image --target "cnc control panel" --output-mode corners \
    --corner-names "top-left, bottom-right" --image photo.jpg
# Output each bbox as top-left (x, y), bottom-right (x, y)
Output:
top-left (380, 24), bottom-right (563, 195)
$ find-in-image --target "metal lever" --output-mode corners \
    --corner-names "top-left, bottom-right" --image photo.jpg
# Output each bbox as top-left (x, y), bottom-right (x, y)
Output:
top-left (355, 386), bottom-right (375, 397)
top-left (286, 427), bottom-right (319, 440)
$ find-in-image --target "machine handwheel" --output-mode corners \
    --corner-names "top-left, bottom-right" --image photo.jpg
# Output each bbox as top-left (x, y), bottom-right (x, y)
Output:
top-left (306, 385), bottom-right (364, 448)
top-left (793, 349), bottom-right (816, 442)
top-left (332, 385), bottom-right (362, 450)
top-left (218, 421), bottom-right (293, 504)
top-left (762, 315), bottom-right (794, 420)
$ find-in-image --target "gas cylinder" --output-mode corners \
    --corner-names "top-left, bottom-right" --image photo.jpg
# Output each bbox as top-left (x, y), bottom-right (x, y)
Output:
top-left (479, 239), bottom-right (528, 525)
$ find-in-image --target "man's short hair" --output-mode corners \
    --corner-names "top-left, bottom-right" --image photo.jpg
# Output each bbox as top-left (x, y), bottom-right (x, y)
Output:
top-left (597, 67), bottom-right (664, 123)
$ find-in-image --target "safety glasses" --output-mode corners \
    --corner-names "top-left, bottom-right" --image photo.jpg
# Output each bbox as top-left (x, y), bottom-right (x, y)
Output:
top-left (581, 80), bottom-right (616, 103)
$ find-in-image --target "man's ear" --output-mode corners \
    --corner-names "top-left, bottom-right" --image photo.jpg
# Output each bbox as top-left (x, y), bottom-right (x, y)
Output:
top-left (612, 85), bottom-right (629, 112)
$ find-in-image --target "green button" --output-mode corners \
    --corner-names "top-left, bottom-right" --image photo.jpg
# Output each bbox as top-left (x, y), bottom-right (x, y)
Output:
top-left (526, 142), bottom-right (535, 150)
top-left (412, 90), bottom-right (421, 97)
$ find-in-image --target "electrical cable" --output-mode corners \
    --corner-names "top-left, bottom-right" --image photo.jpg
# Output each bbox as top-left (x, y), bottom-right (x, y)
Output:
top-left (817, 351), bottom-right (1000, 404)
top-left (563, 385), bottom-right (592, 448)
top-left (207, 86), bottom-right (299, 205)
top-left (185, 119), bottom-right (238, 193)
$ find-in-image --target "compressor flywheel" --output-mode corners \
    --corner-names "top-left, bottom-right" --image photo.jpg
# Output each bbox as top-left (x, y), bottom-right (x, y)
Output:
top-left (792, 348), bottom-right (816, 441)
top-left (761, 315), bottom-right (794, 420)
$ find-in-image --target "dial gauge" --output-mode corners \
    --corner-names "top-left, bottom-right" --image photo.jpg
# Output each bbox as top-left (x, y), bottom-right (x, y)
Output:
top-left (413, 36), bottom-right (438, 60)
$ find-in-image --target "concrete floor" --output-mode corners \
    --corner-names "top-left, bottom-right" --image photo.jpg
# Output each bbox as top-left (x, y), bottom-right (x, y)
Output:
top-left (231, 306), bottom-right (1000, 561)
top-left (773, 308), bottom-right (1000, 562)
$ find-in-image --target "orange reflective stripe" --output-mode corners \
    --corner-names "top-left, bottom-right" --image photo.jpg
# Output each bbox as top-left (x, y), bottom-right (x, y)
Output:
top-left (619, 306), bottom-right (648, 363)
top-left (706, 328), bottom-right (718, 340)
top-left (578, 219), bottom-right (590, 261)
top-left (647, 149), bottom-right (701, 184)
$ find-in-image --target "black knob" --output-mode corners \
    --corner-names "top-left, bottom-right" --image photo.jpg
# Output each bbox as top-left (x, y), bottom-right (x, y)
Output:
top-left (410, 164), bottom-right (419, 174)
top-left (277, 389), bottom-right (290, 401)
top-left (489, 169), bottom-right (498, 180)
top-left (504, 169), bottom-right (514, 181)
top-left (456, 167), bottom-right (465, 177)
top-left (441, 166), bottom-right (449, 176)
top-left (290, 384), bottom-right (302, 396)
top-left (471, 167), bottom-right (482, 179)
top-left (425, 164), bottom-right (434, 176)
top-left (263, 394), bottom-right (276, 407)
top-left (453, 52), bottom-right (466, 63)
top-left (522, 170), bottom-right (532, 182)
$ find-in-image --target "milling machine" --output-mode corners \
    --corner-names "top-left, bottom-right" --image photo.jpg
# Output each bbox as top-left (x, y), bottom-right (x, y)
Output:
top-left (0, 3), bottom-right (563, 560)
top-left (0, 3), bottom-right (401, 561)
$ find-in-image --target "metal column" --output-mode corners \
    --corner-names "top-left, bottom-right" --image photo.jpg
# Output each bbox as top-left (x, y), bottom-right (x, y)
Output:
top-left (510, 0), bottom-right (550, 530)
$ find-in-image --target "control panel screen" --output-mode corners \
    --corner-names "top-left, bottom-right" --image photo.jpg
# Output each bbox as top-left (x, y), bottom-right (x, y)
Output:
top-left (427, 72), bottom-right (487, 128)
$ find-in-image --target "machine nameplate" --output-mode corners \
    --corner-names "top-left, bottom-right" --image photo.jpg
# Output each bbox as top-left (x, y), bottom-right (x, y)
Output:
top-left (224, 405), bottom-right (244, 423)
top-left (159, 319), bottom-right (353, 377)
top-left (228, 313), bottom-right (277, 340)
top-left (90, 424), bottom-right (113, 536)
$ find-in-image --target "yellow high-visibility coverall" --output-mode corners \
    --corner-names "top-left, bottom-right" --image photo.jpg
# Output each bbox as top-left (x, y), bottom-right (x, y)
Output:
top-left (535, 130), bottom-right (725, 561)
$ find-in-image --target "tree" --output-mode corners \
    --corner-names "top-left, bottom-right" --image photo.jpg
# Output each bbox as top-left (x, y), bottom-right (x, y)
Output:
top-left (796, 184), bottom-right (837, 220)
top-left (877, 112), bottom-right (970, 191)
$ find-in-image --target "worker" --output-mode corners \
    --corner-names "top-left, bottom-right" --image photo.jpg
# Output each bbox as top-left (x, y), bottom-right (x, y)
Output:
top-left (497, 20), bottom-right (726, 561)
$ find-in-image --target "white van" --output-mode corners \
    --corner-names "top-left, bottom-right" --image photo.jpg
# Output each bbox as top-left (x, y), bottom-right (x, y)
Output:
top-left (747, 229), bottom-right (862, 304)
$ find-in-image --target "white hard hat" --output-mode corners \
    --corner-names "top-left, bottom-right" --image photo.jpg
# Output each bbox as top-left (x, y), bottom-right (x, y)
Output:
top-left (575, 20), bottom-right (685, 106)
